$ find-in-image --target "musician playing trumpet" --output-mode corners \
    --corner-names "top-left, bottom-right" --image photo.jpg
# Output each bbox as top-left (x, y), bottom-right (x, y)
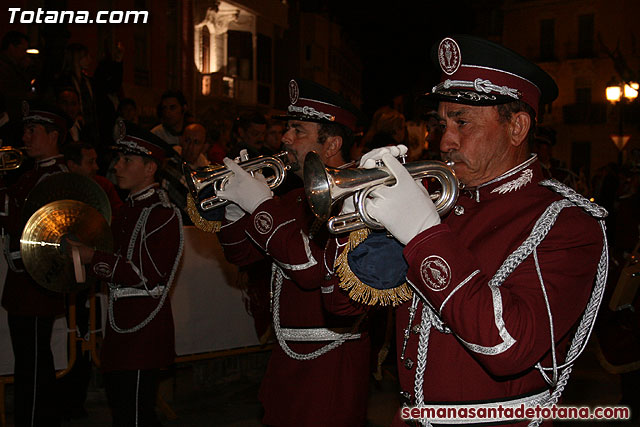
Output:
top-left (205, 79), bottom-right (371, 426)
top-left (327, 35), bottom-right (609, 426)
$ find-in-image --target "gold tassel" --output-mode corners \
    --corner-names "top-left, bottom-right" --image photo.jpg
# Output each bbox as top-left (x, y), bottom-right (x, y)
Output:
top-left (335, 229), bottom-right (413, 307)
top-left (186, 194), bottom-right (221, 233)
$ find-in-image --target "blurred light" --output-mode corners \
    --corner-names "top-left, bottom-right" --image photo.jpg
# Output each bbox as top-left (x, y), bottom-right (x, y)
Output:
top-left (201, 75), bottom-right (211, 96)
top-left (606, 85), bottom-right (622, 103)
top-left (624, 82), bottom-right (639, 100)
top-left (26, 48), bottom-right (39, 55)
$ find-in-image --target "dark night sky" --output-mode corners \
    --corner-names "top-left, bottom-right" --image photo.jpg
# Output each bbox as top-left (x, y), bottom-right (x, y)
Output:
top-left (311, 0), bottom-right (479, 117)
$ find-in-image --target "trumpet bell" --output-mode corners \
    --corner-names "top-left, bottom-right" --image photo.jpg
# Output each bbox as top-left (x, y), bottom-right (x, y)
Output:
top-left (304, 151), bottom-right (332, 221)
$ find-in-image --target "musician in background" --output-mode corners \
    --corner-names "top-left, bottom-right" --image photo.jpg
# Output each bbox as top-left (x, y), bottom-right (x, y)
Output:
top-left (64, 141), bottom-right (123, 214)
top-left (60, 141), bottom-right (123, 419)
top-left (201, 79), bottom-right (371, 426)
top-left (1, 101), bottom-right (71, 426)
top-left (70, 122), bottom-right (182, 426)
top-left (330, 36), bottom-right (608, 425)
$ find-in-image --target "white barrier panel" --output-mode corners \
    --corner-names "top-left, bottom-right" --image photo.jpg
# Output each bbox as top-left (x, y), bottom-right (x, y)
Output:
top-left (0, 245), bottom-right (68, 376)
top-left (171, 226), bottom-right (260, 356)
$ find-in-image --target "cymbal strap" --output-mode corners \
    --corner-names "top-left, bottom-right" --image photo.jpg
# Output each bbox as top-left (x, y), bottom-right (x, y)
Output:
top-left (72, 245), bottom-right (86, 283)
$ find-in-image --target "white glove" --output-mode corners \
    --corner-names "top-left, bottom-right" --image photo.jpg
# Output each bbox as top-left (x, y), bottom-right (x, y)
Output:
top-left (224, 203), bottom-right (246, 223)
top-left (339, 194), bottom-right (356, 215)
top-left (364, 153), bottom-right (440, 245)
top-left (359, 144), bottom-right (408, 169)
top-left (217, 157), bottom-right (273, 214)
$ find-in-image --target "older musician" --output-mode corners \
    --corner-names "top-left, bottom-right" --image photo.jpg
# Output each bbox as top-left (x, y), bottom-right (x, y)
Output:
top-left (1, 102), bottom-right (71, 426)
top-left (207, 79), bottom-right (370, 426)
top-left (336, 36), bottom-right (608, 426)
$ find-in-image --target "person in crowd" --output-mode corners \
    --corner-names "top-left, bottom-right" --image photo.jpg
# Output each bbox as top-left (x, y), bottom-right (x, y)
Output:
top-left (161, 122), bottom-right (211, 221)
top-left (57, 44), bottom-right (100, 147)
top-left (205, 118), bottom-right (233, 165)
top-left (193, 79), bottom-right (370, 426)
top-left (263, 119), bottom-right (285, 155)
top-left (361, 105), bottom-right (406, 152)
top-left (69, 122), bottom-right (182, 426)
top-left (405, 120), bottom-right (427, 161)
top-left (0, 31), bottom-right (34, 143)
top-left (533, 125), bottom-right (586, 193)
top-left (227, 111), bottom-right (267, 158)
top-left (55, 87), bottom-right (84, 142)
top-left (151, 89), bottom-right (190, 146)
top-left (117, 98), bottom-right (138, 124)
top-left (423, 110), bottom-right (444, 160)
top-left (63, 141), bottom-right (123, 213)
top-left (331, 35), bottom-right (608, 426)
top-left (1, 101), bottom-right (72, 427)
top-left (175, 122), bottom-right (211, 168)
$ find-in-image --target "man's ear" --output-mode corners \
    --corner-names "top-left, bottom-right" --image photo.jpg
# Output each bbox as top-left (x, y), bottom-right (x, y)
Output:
top-left (48, 129), bottom-right (59, 146)
top-left (322, 135), bottom-right (343, 160)
top-left (509, 111), bottom-right (531, 147)
top-left (145, 160), bottom-right (158, 178)
top-left (66, 160), bottom-right (78, 173)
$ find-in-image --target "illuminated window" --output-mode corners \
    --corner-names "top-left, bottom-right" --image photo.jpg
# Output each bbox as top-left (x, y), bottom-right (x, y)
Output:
top-left (193, 2), bottom-right (255, 75)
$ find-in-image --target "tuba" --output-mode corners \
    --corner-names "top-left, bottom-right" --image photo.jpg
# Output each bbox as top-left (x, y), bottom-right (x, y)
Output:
top-left (0, 146), bottom-right (24, 171)
top-left (304, 151), bottom-right (460, 234)
top-left (184, 151), bottom-right (290, 212)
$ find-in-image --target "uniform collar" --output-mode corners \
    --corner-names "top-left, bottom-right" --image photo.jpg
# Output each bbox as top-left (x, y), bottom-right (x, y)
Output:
top-left (127, 183), bottom-right (159, 206)
top-left (464, 154), bottom-right (540, 202)
top-left (36, 154), bottom-right (64, 168)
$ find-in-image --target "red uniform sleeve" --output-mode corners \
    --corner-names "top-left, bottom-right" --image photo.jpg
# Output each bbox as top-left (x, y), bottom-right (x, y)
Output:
top-left (216, 214), bottom-right (265, 266)
top-left (89, 205), bottom-right (182, 287)
top-left (243, 195), bottom-right (329, 291)
top-left (403, 207), bottom-right (604, 377)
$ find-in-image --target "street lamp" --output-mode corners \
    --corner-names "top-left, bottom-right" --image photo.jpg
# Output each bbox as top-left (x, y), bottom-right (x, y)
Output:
top-left (606, 79), bottom-right (638, 164)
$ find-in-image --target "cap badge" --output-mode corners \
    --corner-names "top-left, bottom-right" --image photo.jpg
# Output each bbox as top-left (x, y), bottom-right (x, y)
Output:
top-left (116, 118), bottom-right (127, 142)
top-left (438, 37), bottom-right (461, 76)
top-left (289, 79), bottom-right (299, 105)
top-left (22, 100), bottom-right (29, 117)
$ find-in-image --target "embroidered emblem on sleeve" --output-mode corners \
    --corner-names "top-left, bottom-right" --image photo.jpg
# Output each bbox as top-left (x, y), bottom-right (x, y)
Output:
top-left (93, 262), bottom-right (112, 277)
top-left (420, 255), bottom-right (451, 291)
top-left (254, 211), bottom-right (273, 234)
top-left (491, 169), bottom-right (533, 194)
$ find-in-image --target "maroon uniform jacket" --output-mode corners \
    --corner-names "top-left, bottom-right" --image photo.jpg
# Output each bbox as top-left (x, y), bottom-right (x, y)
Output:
top-left (217, 188), bottom-right (370, 427)
top-left (88, 185), bottom-right (182, 372)
top-left (382, 157), bottom-right (605, 426)
top-left (1, 156), bottom-right (67, 316)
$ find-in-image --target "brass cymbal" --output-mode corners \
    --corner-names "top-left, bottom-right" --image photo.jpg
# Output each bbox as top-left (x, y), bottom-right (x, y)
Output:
top-left (23, 172), bottom-right (112, 225)
top-left (21, 199), bottom-right (113, 293)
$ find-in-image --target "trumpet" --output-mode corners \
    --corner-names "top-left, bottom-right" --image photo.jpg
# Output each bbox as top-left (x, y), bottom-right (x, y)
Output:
top-left (0, 146), bottom-right (24, 171)
top-left (303, 151), bottom-right (460, 234)
top-left (183, 151), bottom-right (290, 211)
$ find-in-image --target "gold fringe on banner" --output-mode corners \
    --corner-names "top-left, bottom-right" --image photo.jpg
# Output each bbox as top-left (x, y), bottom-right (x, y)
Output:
top-left (186, 194), bottom-right (221, 233)
top-left (335, 229), bottom-right (413, 307)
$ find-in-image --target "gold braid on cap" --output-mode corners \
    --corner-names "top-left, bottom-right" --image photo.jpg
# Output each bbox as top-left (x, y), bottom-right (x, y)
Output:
top-left (335, 228), bottom-right (413, 307)
top-left (186, 194), bottom-right (221, 233)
